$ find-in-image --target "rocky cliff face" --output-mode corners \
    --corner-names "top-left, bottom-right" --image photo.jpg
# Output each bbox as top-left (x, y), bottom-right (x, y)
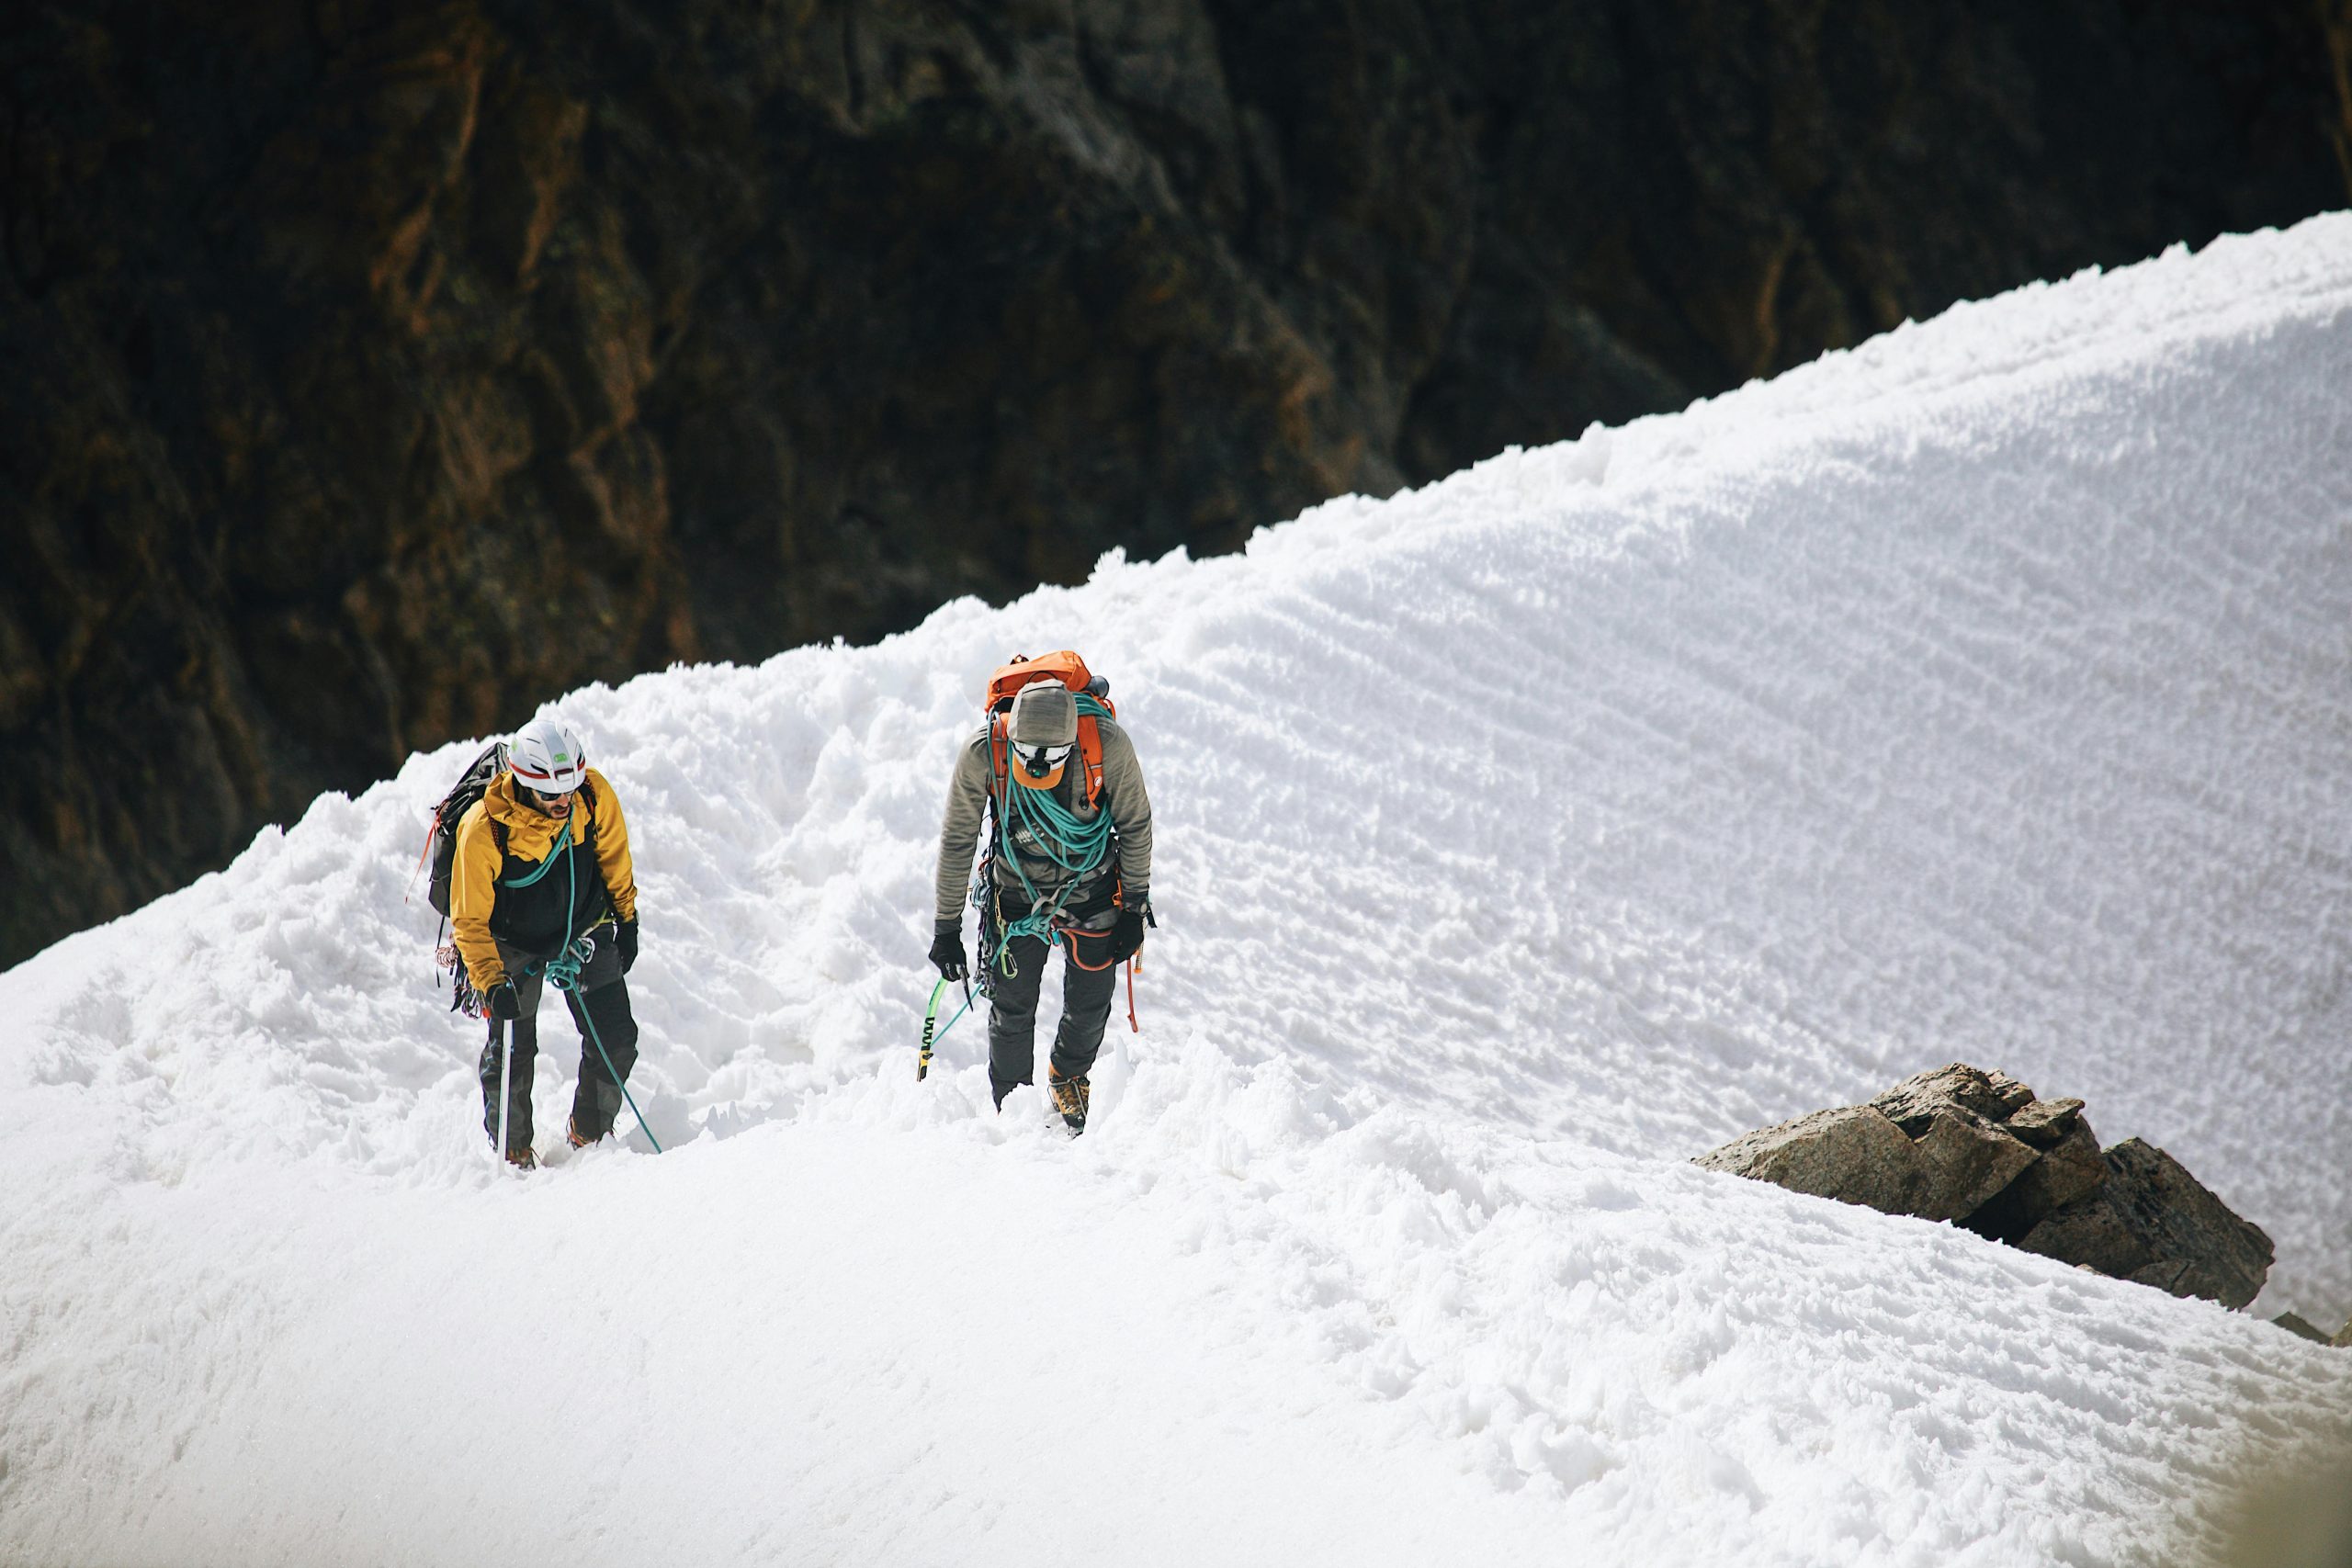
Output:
top-left (3, 0), bottom-right (2345, 965)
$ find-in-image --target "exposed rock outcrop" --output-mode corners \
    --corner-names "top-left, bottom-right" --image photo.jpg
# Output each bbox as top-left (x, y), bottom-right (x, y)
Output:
top-left (2012, 1138), bottom-right (2274, 1309)
top-left (6, 1), bottom-right (2347, 966)
top-left (2272, 1312), bottom-right (2333, 1344)
top-left (1698, 1064), bottom-right (2275, 1308)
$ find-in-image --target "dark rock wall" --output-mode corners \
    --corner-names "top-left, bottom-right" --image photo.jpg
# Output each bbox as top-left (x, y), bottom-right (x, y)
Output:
top-left (4, 0), bottom-right (2346, 965)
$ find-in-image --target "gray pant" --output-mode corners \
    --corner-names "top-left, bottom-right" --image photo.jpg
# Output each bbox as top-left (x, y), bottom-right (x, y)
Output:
top-left (988, 922), bottom-right (1119, 1105)
top-left (477, 925), bottom-right (639, 1151)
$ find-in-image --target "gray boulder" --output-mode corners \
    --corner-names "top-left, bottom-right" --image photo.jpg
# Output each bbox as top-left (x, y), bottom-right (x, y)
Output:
top-left (1700, 1065), bottom-right (2274, 1308)
top-left (1900, 1102), bottom-right (2042, 1223)
top-left (2009, 1178), bottom-right (2157, 1280)
top-left (1871, 1064), bottom-right (2036, 1130)
top-left (2004, 1097), bottom-right (2087, 1148)
top-left (2016, 1139), bottom-right (2273, 1310)
top-left (1699, 1064), bottom-right (2038, 1224)
top-left (1695, 1106), bottom-right (1936, 1216)
top-left (1964, 1115), bottom-right (2109, 1243)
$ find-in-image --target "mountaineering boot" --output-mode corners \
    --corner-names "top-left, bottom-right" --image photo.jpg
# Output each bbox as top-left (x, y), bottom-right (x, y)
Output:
top-left (1048, 1068), bottom-right (1091, 1134)
top-left (505, 1144), bottom-right (538, 1170)
top-left (567, 1113), bottom-right (594, 1150)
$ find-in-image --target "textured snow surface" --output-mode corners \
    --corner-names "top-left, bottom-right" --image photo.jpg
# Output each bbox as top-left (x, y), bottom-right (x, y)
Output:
top-left (6, 216), bottom-right (2352, 1567)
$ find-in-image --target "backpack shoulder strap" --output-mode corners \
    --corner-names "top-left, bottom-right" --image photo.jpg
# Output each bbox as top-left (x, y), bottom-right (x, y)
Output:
top-left (987, 715), bottom-right (1010, 797)
top-left (978, 723), bottom-right (1009, 884)
top-left (1077, 714), bottom-right (1105, 806)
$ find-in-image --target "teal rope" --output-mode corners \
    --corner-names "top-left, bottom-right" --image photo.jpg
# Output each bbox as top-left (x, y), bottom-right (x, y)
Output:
top-left (987, 694), bottom-right (1117, 973)
top-left (500, 818), bottom-right (571, 888)
top-left (528, 825), bottom-right (662, 1154)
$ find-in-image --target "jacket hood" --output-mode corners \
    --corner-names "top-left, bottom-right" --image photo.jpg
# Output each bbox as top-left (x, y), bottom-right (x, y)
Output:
top-left (483, 773), bottom-right (576, 860)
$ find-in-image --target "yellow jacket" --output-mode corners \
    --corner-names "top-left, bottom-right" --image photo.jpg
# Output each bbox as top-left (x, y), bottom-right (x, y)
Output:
top-left (450, 766), bottom-right (638, 990)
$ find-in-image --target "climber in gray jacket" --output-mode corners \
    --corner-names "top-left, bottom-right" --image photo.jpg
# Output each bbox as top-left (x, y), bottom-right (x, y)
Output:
top-left (931, 671), bottom-right (1153, 1132)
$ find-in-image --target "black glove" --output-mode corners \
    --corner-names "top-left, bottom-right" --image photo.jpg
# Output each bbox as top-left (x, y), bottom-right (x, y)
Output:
top-left (1109, 905), bottom-right (1148, 964)
top-left (487, 980), bottom-right (521, 1021)
top-left (616, 919), bottom-right (639, 974)
top-left (929, 923), bottom-right (968, 982)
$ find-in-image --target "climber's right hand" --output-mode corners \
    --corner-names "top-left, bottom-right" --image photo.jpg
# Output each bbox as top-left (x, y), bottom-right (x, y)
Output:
top-left (929, 924), bottom-right (968, 983)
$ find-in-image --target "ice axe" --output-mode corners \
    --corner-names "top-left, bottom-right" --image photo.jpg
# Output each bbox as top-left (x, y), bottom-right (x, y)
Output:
top-left (919, 976), bottom-right (975, 1080)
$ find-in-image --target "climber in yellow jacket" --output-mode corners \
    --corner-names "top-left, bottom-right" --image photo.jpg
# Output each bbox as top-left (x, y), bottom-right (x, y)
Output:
top-left (450, 716), bottom-right (640, 1167)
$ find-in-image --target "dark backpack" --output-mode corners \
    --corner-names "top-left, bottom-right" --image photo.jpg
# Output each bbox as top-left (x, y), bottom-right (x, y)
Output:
top-left (426, 742), bottom-right (508, 918)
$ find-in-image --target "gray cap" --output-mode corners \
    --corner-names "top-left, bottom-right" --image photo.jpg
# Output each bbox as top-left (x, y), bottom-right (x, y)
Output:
top-left (1008, 682), bottom-right (1079, 748)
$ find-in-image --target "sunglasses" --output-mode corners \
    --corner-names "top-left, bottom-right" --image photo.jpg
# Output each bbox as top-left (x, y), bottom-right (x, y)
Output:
top-left (524, 784), bottom-right (575, 813)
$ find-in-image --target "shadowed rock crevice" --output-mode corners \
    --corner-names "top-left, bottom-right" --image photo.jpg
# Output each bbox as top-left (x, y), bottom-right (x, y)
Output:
top-left (5, 0), bottom-right (2346, 964)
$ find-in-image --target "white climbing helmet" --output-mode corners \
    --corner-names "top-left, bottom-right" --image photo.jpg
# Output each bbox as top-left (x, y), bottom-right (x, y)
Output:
top-left (508, 716), bottom-right (589, 796)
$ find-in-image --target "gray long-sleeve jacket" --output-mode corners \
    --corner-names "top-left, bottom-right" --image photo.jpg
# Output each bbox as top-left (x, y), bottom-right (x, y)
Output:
top-left (933, 714), bottom-right (1153, 926)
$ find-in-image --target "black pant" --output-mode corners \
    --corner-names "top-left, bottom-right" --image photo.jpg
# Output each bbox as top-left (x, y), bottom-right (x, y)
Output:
top-left (985, 889), bottom-right (1120, 1105)
top-left (478, 925), bottom-right (639, 1152)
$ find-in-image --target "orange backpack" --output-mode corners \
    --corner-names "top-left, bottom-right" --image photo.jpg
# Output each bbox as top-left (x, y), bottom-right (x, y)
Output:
top-left (986, 650), bottom-right (1115, 805)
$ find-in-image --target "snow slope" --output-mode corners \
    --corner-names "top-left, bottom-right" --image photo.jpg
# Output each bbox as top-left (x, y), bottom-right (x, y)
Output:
top-left (5, 216), bottom-right (2351, 1567)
